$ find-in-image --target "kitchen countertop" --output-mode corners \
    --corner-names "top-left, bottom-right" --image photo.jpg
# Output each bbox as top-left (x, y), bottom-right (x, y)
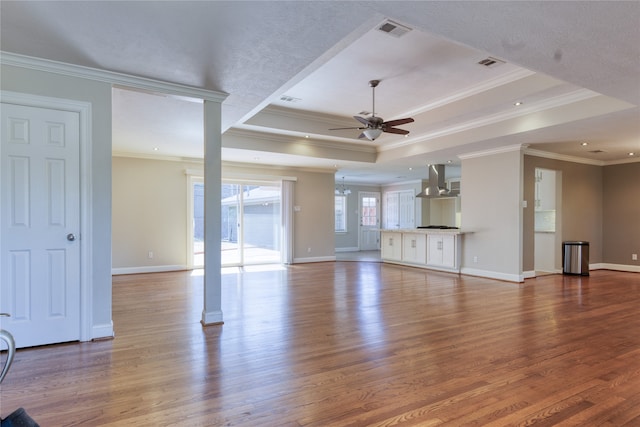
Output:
top-left (381, 228), bottom-right (468, 235)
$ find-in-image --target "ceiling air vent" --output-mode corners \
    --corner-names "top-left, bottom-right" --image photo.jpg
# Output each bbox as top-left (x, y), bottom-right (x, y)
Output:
top-left (377, 20), bottom-right (412, 38)
top-left (588, 150), bottom-right (606, 154)
top-left (279, 95), bottom-right (301, 103)
top-left (477, 57), bottom-right (506, 68)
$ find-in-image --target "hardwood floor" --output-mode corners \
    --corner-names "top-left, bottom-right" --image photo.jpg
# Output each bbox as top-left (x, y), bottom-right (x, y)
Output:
top-left (1, 264), bottom-right (639, 426)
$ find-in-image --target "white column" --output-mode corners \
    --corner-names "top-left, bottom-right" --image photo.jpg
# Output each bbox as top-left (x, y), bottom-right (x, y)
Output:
top-left (202, 99), bottom-right (223, 325)
top-left (281, 179), bottom-right (295, 264)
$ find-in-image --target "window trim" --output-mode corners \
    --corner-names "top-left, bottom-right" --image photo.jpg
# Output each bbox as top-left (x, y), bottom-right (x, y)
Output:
top-left (335, 195), bottom-right (347, 233)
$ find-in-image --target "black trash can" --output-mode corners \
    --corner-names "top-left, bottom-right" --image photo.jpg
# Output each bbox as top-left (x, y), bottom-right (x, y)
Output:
top-left (562, 241), bottom-right (589, 276)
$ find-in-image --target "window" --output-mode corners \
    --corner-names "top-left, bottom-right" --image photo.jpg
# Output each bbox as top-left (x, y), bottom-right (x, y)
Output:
top-left (335, 195), bottom-right (347, 232)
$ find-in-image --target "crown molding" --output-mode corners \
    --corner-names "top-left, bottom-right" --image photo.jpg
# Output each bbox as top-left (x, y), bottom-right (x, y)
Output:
top-left (112, 151), bottom-right (204, 163)
top-left (222, 160), bottom-right (337, 175)
top-left (380, 89), bottom-right (599, 152)
top-left (603, 157), bottom-right (640, 166)
top-left (524, 148), bottom-right (640, 166)
top-left (400, 68), bottom-right (536, 118)
top-left (524, 148), bottom-right (604, 165)
top-left (458, 144), bottom-right (524, 160)
top-left (259, 105), bottom-right (358, 128)
top-left (0, 51), bottom-right (228, 103)
top-left (224, 128), bottom-right (377, 155)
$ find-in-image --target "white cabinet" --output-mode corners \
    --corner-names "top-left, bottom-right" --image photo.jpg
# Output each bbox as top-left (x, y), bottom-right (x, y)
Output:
top-left (426, 234), bottom-right (456, 268)
top-left (381, 232), bottom-right (402, 261)
top-left (381, 230), bottom-right (462, 273)
top-left (402, 233), bottom-right (426, 264)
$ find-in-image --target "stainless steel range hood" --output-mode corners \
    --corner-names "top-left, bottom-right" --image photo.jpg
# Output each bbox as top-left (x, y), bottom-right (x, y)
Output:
top-left (416, 164), bottom-right (459, 198)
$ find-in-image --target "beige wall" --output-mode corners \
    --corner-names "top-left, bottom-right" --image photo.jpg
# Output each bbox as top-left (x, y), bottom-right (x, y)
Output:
top-left (603, 162), bottom-right (640, 266)
top-left (112, 158), bottom-right (337, 269)
top-left (523, 155), bottom-right (605, 272)
top-left (461, 148), bottom-right (523, 281)
top-left (112, 157), bottom-right (202, 270)
top-left (1, 64), bottom-right (113, 337)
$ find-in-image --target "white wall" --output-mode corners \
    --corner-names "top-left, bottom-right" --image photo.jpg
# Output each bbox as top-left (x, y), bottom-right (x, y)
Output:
top-left (460, 147), bottom-right (523, 282)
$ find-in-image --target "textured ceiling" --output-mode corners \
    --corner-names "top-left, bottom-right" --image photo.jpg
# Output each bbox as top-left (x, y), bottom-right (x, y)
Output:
top-left (1, 1), bottom-right (638, 183)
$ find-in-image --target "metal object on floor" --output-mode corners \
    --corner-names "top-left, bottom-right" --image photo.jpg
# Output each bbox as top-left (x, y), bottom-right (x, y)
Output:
top-left (0, 314), bottom-right (16, 384)
top-left (562, 241), bottom-right (589, 276)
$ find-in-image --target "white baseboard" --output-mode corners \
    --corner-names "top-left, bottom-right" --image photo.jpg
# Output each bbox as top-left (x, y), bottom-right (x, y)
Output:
top-left (91, 321), bottom-right (114, 341)
top-left (112, 265), bottom-right (188, 275)
top-left (293, 256), bottom-right (336, 264)
top-left (523, 270), bottom-right (536, 279)
top-left (201, 310), bottom-right (224, 326)
top-left (593, 263), bottom-right (640, 273)
top-left (335, 247), bottom-right (360, 253)
top-left (461, 267), bottom-right (524, 283)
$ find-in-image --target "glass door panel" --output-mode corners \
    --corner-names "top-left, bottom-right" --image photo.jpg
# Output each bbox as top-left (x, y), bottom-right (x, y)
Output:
top-left (221, 183), bottom-right (241, 266)
top-left (242, 184), bottom-right (281, 265)
top-left (193, 181), bottom-right (205, 267)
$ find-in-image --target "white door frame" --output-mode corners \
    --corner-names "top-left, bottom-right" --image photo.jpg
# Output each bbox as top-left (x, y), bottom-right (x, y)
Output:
top-left (1, 90), bottom-right (93, 342)
top-left (186, 172), bottom-right (204, 269)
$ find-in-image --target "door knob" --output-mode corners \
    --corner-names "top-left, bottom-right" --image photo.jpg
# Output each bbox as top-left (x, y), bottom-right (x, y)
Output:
top-left (67, 233), bottom-right (76, 241)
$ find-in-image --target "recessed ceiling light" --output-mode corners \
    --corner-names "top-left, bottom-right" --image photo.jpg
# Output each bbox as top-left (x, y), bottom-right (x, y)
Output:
top-left (629, 152), bottom-right (636, 156)
top-left (447, 160), bottom-right (453, 163)
top-left (408, 167), bottom-right (413, 171)
top-left (581, 142), bottom-right (588, 146)
top-left (153, 147), bottom-right (159, 151)
top-left (514, 101), bottom-right (523, 106)
top-left (304, 135), bottom-right (309, 138)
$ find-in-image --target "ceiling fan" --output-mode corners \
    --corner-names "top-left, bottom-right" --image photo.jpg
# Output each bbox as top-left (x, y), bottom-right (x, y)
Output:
top-left (329, 79), bottom-right (414, 141)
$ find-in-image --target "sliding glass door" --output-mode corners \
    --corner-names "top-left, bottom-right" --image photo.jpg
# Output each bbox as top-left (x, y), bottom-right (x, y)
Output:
top-left (221, 182), bottom-right (282, 266)
top-left (190, 179), bottom-right (283, 268)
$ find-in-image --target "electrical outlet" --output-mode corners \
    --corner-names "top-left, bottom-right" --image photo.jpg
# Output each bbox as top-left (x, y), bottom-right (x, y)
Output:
top-left (148, 251), bottom-right (154, 259)
top-left (307, 247), bottom-right (311, 253)
top-left (633, 254), bottom-right (638, 261)
top-left (473, 256), bottom-right (478, 263)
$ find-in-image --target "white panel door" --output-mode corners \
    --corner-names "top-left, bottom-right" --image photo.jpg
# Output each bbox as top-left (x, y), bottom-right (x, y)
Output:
top-left (1, 103), bottom-right (81, 348)
top-left (383, 191), bottom-right (399, 229)
top-left (398, 190), bottom-right (415, 229)
top-left (359, 192), bottom-right (380, 250)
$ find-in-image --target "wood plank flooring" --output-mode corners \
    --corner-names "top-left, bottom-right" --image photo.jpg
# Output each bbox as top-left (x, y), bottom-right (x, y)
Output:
top-left (1, 263), bottom-right (639, 426)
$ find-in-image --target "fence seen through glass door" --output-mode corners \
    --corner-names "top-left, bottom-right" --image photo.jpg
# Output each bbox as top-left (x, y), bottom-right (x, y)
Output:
top-left (220, 182), bottom-right (282, 266)
top-left (193, 182), bottom-right (282, 267)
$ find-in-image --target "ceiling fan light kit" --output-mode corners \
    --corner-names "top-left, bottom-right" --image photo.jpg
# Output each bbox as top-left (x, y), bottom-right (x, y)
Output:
top-left (362, 128), bottom-right (383, 140)
top-left (329, 80), bottom-right (414, 141)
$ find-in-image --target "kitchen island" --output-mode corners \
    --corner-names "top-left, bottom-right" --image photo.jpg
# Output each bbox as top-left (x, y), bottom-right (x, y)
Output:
top-left (380, 228), bottom-right (465, 273)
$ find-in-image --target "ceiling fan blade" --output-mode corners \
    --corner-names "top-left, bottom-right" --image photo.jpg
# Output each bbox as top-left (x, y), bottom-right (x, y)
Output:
top-left (328, 126), bottom-right (365, 130)
top-left (354, 116), bottom-right (371, 126)
top-left (357, 132), bottom-right (368, 139)
top-left (383, 127), bottom-right (410, 135)
top-left (383, 117), bottom-right (414, 127)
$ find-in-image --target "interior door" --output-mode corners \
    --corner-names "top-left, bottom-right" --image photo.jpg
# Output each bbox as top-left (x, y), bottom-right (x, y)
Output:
top-left (359, 192), bottom-right (380, 250)
top-left (1, 103), bottom-right (81, 348)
